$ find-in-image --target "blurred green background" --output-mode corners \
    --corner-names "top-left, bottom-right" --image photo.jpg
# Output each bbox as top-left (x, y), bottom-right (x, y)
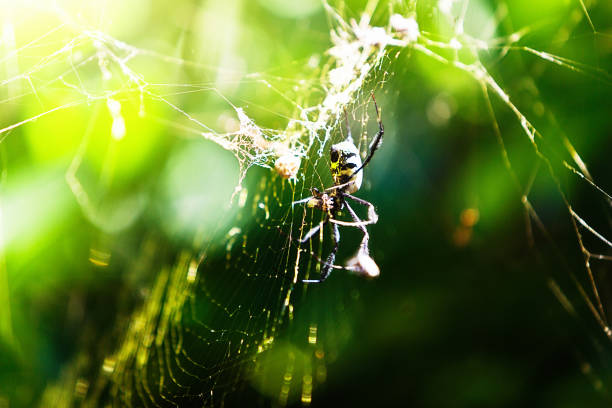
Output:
top-left (1, 0), bottom-right (612, 407)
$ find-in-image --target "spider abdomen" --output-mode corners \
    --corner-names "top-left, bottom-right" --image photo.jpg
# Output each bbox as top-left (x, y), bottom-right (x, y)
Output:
top-left (330, 138), bottom-right (363, 194)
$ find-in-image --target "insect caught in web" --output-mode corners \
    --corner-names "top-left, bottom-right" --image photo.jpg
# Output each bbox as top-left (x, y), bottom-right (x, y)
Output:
top-left (293, 94), bottom-right (384, 283)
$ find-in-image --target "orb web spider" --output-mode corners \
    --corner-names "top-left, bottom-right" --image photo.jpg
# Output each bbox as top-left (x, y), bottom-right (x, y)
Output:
top-left (293, 94), bottom-right (384, 283)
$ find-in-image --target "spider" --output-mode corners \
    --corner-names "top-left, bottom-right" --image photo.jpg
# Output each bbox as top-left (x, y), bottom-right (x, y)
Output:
top-left (293, 94), bottom-right (384, 283)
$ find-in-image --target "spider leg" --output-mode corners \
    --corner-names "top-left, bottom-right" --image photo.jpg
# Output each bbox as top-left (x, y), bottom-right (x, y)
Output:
top-left (293, 187), bottom-right (325, 206)
top-left (329, 194), bottom-right (378, 226)
top-left (303, 222), bottom-right (340, 283)
top-left (323, 180), bottom-right (353, 193)
top-left (292, 196), bottom-right (313, 207)
top-left (353, 93), bottom-right (384, 176)
top-left (343, 201), bottom-right (370, 250)
top-left (299, 217), bottom-right (328, 244)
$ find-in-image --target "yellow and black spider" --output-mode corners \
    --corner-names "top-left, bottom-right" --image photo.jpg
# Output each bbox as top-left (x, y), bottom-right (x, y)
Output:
top-left (293, 94), bottom-right (384, 283)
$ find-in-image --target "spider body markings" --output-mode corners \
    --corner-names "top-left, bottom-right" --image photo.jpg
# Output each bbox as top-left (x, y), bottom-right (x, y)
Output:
top-left (330, 139), bottom-right (362, 194)
top-left (293, 94), bottom-right (384, 283)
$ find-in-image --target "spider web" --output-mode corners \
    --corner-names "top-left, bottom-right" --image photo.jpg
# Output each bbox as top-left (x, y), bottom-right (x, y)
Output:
top-left (0, 0), bottom-right (611, 406)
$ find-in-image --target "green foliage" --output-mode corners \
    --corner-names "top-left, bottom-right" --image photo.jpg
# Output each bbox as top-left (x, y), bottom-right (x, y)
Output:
top-left (1, 0), bottom-right (611, 407)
